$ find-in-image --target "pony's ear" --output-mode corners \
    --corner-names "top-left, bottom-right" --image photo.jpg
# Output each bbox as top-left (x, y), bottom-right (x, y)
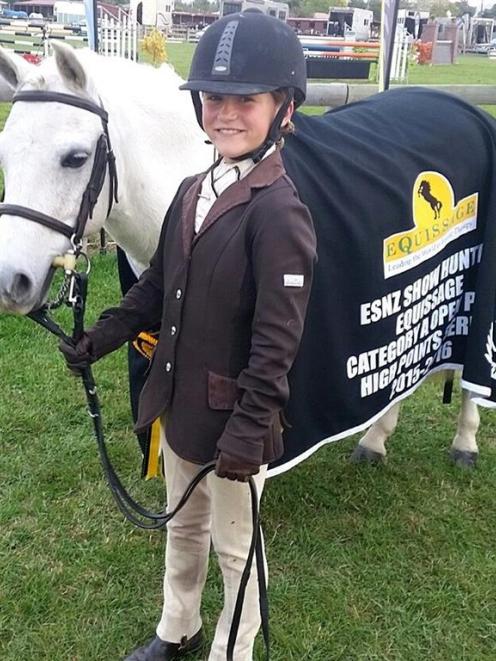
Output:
top-left (0, 47), bottom-right (32, 92)
top-left (51, 41), bottom-right (87, 92)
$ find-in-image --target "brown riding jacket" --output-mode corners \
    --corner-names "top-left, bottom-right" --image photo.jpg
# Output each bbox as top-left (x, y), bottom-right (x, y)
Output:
top-left (87, 150), bottom-right (317, 466)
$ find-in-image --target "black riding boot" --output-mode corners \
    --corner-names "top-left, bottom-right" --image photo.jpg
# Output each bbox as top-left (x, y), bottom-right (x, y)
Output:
top-left (124, 628), bottom-right (204, 661)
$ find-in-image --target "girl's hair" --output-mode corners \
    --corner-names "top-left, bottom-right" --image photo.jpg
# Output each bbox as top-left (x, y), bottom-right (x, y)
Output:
top-left (271, 89), bottom-right (296, 136)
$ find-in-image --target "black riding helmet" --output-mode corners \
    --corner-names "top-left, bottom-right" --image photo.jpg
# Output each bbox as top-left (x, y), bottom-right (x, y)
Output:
top-left (180, 10), bottom-right (307, 162)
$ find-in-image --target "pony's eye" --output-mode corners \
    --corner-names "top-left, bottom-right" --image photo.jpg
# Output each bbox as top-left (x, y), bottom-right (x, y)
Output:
top-left (61, 151), bottom-right (89, 168)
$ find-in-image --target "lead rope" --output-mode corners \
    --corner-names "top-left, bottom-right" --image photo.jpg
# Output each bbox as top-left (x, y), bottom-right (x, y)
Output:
top-left (28, 261), bottom-right (269, 661)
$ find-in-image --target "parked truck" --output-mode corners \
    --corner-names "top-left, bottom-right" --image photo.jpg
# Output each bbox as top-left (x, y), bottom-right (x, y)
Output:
top-left (327, 7), bottom-right (373, 41)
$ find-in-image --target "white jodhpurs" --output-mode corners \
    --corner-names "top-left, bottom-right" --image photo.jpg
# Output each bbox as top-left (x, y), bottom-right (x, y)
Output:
top-left (156, 435), bottom-right (268, 661)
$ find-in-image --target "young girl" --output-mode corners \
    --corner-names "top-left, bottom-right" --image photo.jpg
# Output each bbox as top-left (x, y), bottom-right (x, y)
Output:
top-left (61, 11), bottom-right (316, 660)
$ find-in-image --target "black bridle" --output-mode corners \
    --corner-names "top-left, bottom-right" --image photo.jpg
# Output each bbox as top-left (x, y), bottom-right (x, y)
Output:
top-left (0, 90), bottom-right (118, 249)
top-left (0, 90), bottom-right (269, 660)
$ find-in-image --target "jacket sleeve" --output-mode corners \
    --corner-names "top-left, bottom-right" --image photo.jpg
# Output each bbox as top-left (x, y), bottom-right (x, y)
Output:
top-left (85, 181), bottom-right (189, 360)
top-left (216, 183), bottom-right (317, 464)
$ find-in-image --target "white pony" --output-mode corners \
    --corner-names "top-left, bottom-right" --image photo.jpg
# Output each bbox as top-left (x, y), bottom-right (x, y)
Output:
top-left (0, 44), bottom-right (483, 471)
top-left (0, 44), bottom-right (211, 308)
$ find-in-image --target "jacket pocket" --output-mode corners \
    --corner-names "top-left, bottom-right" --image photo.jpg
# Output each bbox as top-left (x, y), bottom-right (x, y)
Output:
top-left (208, 371), bottom-right (241, 410)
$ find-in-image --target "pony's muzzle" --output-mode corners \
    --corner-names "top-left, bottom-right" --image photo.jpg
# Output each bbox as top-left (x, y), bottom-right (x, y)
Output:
top-left (0, 265), bottom-right (34, 311)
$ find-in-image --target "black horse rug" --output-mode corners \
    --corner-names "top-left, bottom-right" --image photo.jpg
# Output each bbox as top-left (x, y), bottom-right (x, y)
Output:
top-left (120, 87), bottom-right (496, 476)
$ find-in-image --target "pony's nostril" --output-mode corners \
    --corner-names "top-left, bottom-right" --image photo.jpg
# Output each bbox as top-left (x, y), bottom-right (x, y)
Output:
top-left (12, 272), bottom-right (33, 301)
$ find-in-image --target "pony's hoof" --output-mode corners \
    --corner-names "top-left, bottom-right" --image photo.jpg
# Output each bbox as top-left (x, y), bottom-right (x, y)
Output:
top-left (450, 449), bottom-right (478, 468)
top-left (350, 445), bottom-right (386, 464)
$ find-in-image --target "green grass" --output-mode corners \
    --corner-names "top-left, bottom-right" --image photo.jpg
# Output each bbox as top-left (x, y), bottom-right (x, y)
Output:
top-left (408, 53), bottom-right (496, 85)
top-left (165, 41), bottom-right (196, 80)
top-left (1, 48), bottom-right (496, 661)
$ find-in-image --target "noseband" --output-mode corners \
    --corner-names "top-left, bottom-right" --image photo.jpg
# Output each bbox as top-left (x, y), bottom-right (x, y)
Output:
top-left (0, 90), bottom-right (118, 251)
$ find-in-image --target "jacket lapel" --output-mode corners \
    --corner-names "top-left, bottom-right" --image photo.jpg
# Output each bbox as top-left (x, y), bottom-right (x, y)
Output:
top-left (181, 175), bottom-right (205, 257)
top-left (193, 179), bottom-right (252, 246)
top-left (192, 151), bottom-right (286, 246)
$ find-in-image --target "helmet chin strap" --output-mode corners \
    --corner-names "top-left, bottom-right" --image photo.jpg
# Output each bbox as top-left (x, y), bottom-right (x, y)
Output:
top-left (246, 89), bottom-right (294, 163)
top-left (191, 89), bottom-right (294, 164)
top-left (191, 91), bottom-right (205, 130)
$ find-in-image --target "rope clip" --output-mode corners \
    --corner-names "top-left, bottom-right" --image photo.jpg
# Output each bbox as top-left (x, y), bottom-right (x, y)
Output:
top-left (67, 272), bottom-right (80, 306)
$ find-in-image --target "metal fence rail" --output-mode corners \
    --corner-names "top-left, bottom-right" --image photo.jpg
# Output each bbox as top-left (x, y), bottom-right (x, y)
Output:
top-left (305, 83), bottom-right (496, 108)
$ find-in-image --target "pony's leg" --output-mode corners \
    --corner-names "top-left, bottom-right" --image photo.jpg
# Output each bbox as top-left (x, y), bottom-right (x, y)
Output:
top-left (450, 390), bottom-right (479, 467)
top-left (350, 403), bottom-right (401, 464)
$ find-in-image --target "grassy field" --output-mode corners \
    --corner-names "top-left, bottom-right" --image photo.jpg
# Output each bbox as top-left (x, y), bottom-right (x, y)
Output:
top-left (1, 48), bottom-right (496, 661)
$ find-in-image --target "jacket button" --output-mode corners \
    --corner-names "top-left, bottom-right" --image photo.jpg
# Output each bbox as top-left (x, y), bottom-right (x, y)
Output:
top-left (170, 325), bottom-right (177, 336)
top-left (165, 362), bottom-right (172, 372)
top-left (175, 289), bottom-right (182, 299)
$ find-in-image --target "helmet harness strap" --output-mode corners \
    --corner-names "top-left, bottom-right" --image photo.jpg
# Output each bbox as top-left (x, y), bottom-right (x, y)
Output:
top-left (249, 87), bottom-right (294, 163)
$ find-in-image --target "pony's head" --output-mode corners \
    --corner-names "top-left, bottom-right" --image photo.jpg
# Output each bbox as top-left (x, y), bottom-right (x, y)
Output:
top-left (0, 44), bottom-right (113, 314)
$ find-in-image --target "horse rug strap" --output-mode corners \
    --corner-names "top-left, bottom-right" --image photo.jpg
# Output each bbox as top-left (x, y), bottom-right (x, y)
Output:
top-left (131, 331), bottom-right (163, 479)
top-left (0, 90), bottom-right (118, 246)
top-left (133, 331), bottom-right (159, 360)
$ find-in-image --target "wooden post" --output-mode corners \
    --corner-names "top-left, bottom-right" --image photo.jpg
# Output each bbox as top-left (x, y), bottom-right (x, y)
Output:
top-left (100, 228), bottom-right (107, 255)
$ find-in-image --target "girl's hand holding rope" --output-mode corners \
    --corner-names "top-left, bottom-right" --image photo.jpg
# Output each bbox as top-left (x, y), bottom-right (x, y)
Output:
top-left (59, 333), bottom-right (94, 375)
top-left (215, 450), bottom-right (260, 482)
